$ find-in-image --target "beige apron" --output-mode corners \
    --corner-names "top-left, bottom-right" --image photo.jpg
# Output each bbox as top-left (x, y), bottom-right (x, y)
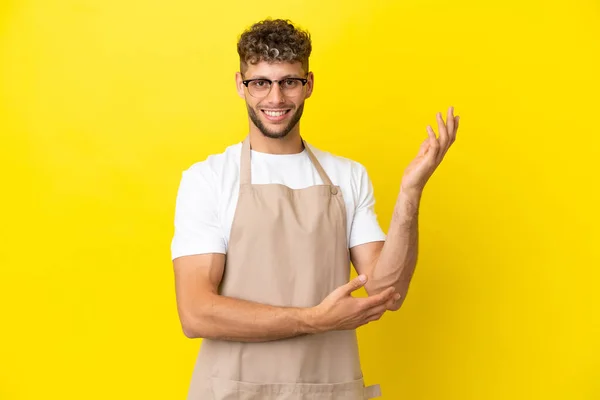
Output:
top-left (187, 136), bottom-right (382, 399)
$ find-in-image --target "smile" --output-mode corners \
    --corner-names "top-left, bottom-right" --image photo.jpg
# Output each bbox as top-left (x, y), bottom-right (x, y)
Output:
top-left (261, 109), bottom-right (291, 121)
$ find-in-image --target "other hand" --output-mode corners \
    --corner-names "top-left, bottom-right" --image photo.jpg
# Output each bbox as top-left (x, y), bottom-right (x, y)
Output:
top-left (311, 275), bottom-right (399, 332)
top-left (401, 106), bottom-right (460, 194)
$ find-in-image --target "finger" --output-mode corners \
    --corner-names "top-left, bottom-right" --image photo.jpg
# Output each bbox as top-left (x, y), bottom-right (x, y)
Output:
top-left (344, 274), bottom-right (368, 295)
top-left (364, 304), bottom-right (387, 321)
top-left (365, 312), bottom-right (385, 324)
top-left (426, 124), bottom-right (437, 140)
top-left (384, 295), bottom-right (400, 310)
top-left (357, 312), bottom-right (383, 327)
top-left (386, 300), bottom-right (397, 310)
top-left (449, 115), bottom-right (458, 145)
top-left (446, 106), bottom-right (455, 144)
top-left (425, 126), bottom-right (440, 159)
top-left (436, 111), bottom-right (448, 163)
top-left (388, 293), bottom-right (401, 307)
top-left (445, 114), bottom-right (459, 154)
top-left (363, 287), bottom-right (396, 308)
top-left (438, 108), bottom-right (456, 161)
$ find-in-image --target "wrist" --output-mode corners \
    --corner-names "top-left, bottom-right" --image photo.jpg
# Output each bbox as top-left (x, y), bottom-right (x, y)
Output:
top-left (398, 186), bottom-right (423, 203)
top-left (297, 306), bottom-right (325, 335)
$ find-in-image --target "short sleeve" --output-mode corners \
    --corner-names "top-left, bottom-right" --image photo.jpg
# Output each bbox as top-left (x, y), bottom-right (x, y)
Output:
top-left (348, 163), bottom-right (387, 248)
top-left (171, 164), bottom-right (226, 260)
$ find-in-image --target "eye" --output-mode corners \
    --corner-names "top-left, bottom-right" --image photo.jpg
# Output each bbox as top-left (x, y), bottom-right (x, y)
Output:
top-left (283, 79), bottom-right (299, 88)
top-left (249, 80), bottom-right (270, 88)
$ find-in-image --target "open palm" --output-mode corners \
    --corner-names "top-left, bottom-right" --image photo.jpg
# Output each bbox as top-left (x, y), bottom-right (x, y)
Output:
top-left (401, 106), bottom-right (460, 194)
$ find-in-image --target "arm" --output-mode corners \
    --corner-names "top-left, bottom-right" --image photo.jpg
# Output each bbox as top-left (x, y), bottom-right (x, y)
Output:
top-left (173, 253), bottom-right (398, 342)
top-left (174, 253), bottom-right (314, 341)
top-left (350, 190), bottom-right (421, 311)
top-left (351, 107), bottom-right (459, 311)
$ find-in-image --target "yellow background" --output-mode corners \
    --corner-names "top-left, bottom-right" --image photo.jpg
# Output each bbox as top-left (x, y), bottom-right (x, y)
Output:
top-left (1, 0), bottom-right (599, 399)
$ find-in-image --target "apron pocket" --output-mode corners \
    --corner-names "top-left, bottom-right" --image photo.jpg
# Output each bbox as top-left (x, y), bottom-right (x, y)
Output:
top-left (210, 376), bottom-right (379, 400)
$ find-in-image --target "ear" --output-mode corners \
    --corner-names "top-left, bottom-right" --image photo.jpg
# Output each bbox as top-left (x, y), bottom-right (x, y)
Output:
top-left (304, 71), bottom-right (314, 99)
top-left (235, 72), bottom-right (246, 99)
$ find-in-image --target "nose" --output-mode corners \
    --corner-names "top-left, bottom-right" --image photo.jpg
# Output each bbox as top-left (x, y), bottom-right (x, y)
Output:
top-left (265, 81), bottom-right (285, 104)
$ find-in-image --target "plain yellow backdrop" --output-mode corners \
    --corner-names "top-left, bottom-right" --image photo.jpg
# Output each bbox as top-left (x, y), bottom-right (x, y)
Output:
top-left (1, 0), bottom-right (599, 399)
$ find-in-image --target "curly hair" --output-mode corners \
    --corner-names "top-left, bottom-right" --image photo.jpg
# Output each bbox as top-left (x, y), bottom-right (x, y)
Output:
top-left (237, 19), bottom-right (312, 74)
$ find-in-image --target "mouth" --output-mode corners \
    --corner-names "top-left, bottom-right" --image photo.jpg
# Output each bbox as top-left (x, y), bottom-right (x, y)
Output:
top-left (261, 109), bottom-right (291, 122)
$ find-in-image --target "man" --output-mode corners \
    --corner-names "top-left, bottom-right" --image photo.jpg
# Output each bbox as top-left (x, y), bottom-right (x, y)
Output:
top-left (172, 18), bottom-right (459, 400)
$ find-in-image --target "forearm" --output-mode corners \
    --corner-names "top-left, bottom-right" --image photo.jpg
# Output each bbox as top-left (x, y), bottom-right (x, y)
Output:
top-left (182, 293), bottom-right (320, 342)
top-left (368, 189), bottom-right (421, 308)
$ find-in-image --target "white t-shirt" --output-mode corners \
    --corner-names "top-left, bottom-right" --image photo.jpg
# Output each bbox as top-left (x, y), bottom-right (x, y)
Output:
top-left (171, 141), bottom-right (386, 260)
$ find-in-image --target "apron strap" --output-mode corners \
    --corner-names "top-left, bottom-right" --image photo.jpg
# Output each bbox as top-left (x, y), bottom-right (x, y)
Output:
top-left (240, 135), bottom-right (335, 187)
top-left (364, 384), bottom-right (382, 399)
top-left (240, 136), bottom-right (252, 185)
top-left (303, 139), bottom-right (334, 186)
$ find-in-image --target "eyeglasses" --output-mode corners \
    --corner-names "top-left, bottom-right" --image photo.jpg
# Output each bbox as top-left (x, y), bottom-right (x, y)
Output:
top-left (242, 77), bottom-right (308, 98)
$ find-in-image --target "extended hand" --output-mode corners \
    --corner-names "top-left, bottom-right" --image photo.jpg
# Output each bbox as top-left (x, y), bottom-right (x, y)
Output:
top-left (401, 106), bottom-right (460, 194)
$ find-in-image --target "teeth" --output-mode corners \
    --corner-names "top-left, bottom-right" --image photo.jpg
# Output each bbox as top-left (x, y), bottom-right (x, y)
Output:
top-left (264, 110), bottom-right (287, 117)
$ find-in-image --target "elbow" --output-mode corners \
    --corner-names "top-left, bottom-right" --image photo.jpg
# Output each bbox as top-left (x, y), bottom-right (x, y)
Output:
top-left (387, 296), bottom-right (405, 312)
top-left (181, 322), bottom-right (202, 339)
top-left (365, 280), bottom-right (409, 312)
top-left (178, 292), bottom-right (219, 339)
top-left (179, 310), bottom-right (211, 339)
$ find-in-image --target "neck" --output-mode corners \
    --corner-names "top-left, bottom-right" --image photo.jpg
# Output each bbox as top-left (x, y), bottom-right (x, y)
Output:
top-left (248, 125), bottom-right (304, 154)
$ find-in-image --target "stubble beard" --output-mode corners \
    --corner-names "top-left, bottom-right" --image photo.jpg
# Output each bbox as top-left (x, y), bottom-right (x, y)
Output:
top-left (247, 102), bottom-right (305, 140)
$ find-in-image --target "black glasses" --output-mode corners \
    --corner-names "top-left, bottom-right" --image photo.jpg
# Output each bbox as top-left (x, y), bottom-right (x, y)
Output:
top-left (242, 77), bottom-right (308, 98)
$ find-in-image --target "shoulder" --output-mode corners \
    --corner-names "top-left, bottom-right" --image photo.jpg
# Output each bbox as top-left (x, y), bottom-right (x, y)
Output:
top-left (307, 143), bottom-right (369, 184)
top-left (180, 141), bottom-right (242, 186)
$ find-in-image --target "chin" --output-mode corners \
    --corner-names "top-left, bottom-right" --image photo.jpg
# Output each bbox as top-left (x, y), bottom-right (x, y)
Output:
top-left (260, 129), bottom-right (291, 140)
top-left (248, 105), bottom-right (301, 140)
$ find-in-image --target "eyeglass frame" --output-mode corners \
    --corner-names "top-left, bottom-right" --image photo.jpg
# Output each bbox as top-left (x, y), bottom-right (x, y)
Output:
top-left (241, 75), bottom-right (309, 98)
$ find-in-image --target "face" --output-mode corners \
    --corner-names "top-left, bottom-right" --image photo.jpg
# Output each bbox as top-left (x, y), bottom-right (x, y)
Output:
top-left (236, 61), bottom-right (314, 139)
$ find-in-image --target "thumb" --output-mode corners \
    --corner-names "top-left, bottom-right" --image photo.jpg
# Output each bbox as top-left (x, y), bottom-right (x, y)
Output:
top-left (344, 274), bottom-right (368, 294)
top-left (417, 138), bottom-right (430, 156)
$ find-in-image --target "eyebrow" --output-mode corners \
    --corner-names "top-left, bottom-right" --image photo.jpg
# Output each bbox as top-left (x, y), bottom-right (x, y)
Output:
top-left (245, 74), bottom-right (303, 80)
